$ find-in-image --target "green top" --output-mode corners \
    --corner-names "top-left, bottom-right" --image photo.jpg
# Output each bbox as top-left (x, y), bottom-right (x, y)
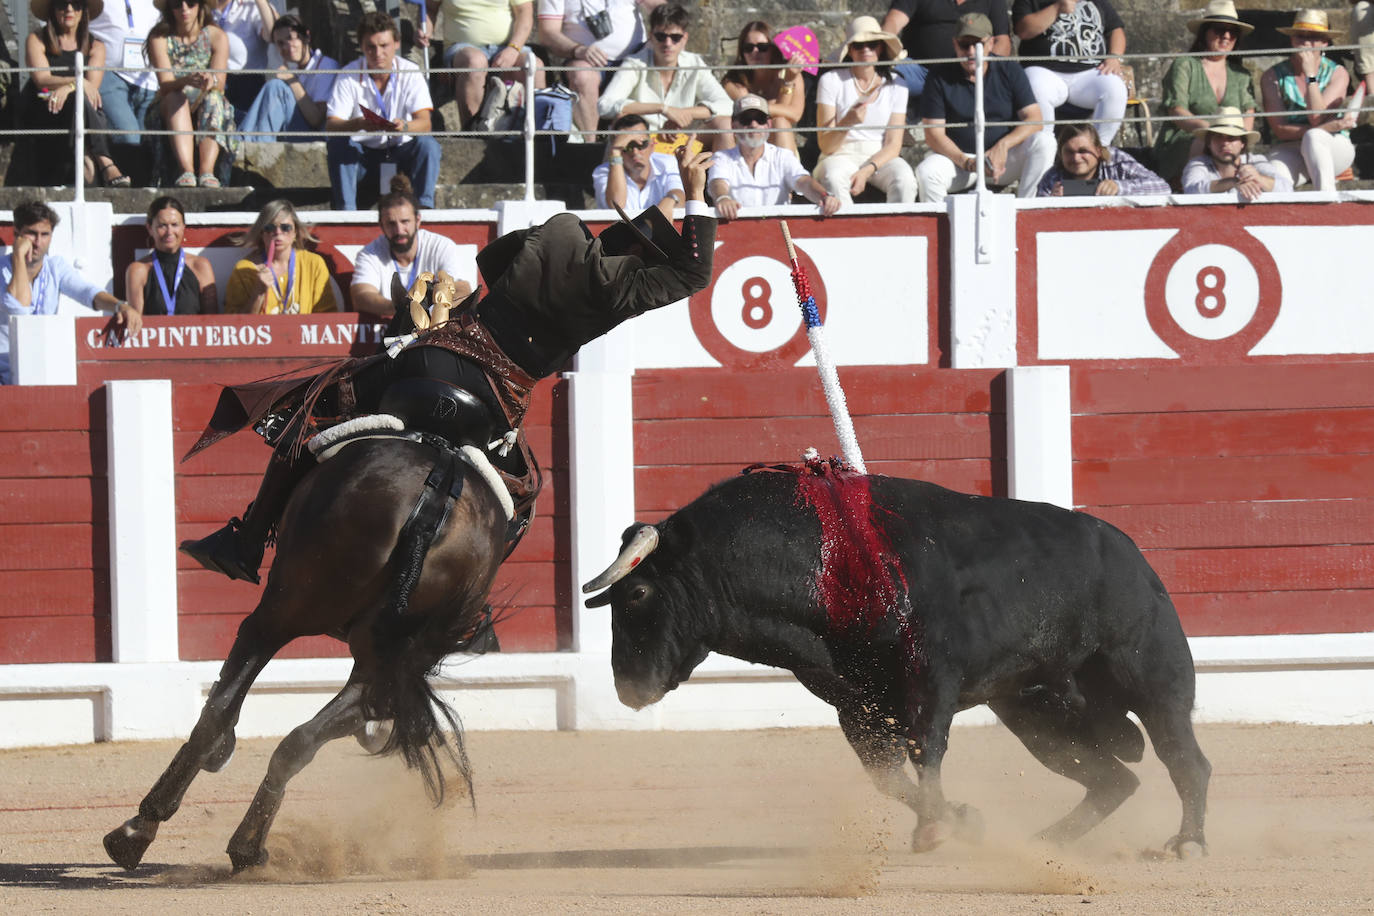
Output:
top-left (1152, 55), bottom-right (1257, 182)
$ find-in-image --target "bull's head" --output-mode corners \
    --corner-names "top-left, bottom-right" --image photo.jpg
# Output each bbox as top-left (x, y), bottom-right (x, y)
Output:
top-left (582, 522), bottom-right (712, 709)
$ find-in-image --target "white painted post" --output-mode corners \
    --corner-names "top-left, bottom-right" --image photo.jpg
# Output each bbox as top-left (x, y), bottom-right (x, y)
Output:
top-left (1006, 365), bottom-right (1073, 508)
top-left (494, 199), bottom-right (563, 235)
top-left (947, 193), bottom-right (1016, 368)
top-left (10, 315), bottom-right (77, 385)
top-left (106, 380), bottom-right (180, 663)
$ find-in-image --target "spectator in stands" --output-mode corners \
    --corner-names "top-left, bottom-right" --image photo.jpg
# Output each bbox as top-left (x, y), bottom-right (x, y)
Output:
top-left (1013, 0), bottom-right (1128, 144)
top-left (208, 0), bottom-right (279, 113)
top-left (882, 0), bottom-right (1010, 118)
top-left (424, 0), bottom-right (543, 128)
top-left (918, 13), bottom-right (1053, 202)
top-left (1182, 106), bottom-right (1292, 199)
top-left (145, 0), bottom-right (238, 188)
top-left (124, 196), bottom-right (218, 316)
top-left (89, 0), bottom-right (159, 159)
top-left (1354, 0), bottom-right (1374, 96)
top-left (325, 12), bottom-right (439, 211)
top-left (225, 199), bottom-right (338, 314)
top-left (538, 0), bottom-right (662, 142)
top-left (721, 21), bottom-right (806, 157)
top-left (350, 175), bottom-right (472, 316)
top-left (1153, 0), bottom-right (1256, 186)
top-left (21, 0), bottom-right (129, 187)
top-left (708, 94), bottom-right (839, 221)
top-left (814, 15), bottom-right (916, 205)
top-left (1261, 9), bottom-right (1359, 192)
top-left (2, 201), bottom-right (141, 383)
top-left (592, 113), bottom-right (684, 209)
top-left (1035, 122), bottom-right (1169, 196)
top-left (598, 2), bottom-right (734, 151)
top-left (239, 14), bottom-right (337, 140)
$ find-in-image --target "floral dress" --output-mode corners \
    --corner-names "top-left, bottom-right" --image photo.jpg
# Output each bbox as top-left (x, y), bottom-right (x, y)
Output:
top-left (146, 28), bottom-right (239, 159)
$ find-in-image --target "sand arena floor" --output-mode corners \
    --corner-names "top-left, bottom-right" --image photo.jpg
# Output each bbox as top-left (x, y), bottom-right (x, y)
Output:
top-left (1, 723), bottom-right (1372, 914)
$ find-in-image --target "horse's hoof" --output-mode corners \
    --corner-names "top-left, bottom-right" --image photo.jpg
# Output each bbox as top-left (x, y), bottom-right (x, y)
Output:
top-left (951, 803), bottom-right (985, 845)
top-left (912, 820), bottom-right (953, 853)
top-left (355, 719), bottom-right (393, 754)
top-left (1164, 834), bottom-right (1207, 860)
top-left (228, 844), bottom-right (269, 874)
top-left (104, 816), bottom-right (158, 870)
top-left (204, 731), bottom-right (236, 773)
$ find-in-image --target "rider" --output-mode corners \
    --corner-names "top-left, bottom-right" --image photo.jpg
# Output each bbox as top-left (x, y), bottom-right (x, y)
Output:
top-left (182, 145), bottom-right (718, 585)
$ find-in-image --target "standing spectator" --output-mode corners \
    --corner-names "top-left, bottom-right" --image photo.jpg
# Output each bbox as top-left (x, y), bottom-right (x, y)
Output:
top-left (425, 0), bottom-right (543, 128)
top-left (918, 13), bottom-right (1053, 202)
top-left (708, 94), bottom-right (839, 220)
top-left (208, 0), bottom-right (279, 112)
top-left (1035, 123), bottom-right (1169, 196)
top-left (1152, 0), bottom-right (1256, 186)
top-left (721, 21), bottom-right (806, 157)
top-left (598, 3), bottom-right (733, 150)
top-left (814, 15), bottom-right (916, 205)
top-left (21, 0), bottom-right (129, 187)
top-left (145, 0), bottom-right (238, 188)
top-left (224, 200), bottom-right (338, 314)
top-left (882, 0), bottom-right (1011, 117)
top-left (592, 113), bottom-right (684, 209)
top-left (1181, 106), bottom-right (1292, 199)
top-left (2, 201), bottom-right (140, 384)
top-left (1353, 0), bottom-right (1374, 96)
top-left (88, 0), bottom-right (160, 160)
top-left (1013, 0), bottom-right (1128, 144)
top-left (125, 196), bottom-right (219, 316)
top-left (538, 0), bottom-right (662, 142)
top-left (351, 175), bottom-right (473, 316)
top-left (325, 12), bottom-right (440, 210)
top-left (1261, 9), bottom-right (1358, 192)
top-left (239, 14), bottom-right (337, 140)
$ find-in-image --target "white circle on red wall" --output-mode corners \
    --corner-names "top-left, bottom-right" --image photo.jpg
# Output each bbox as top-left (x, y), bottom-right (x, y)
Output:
top-left (710, 256), bottom-right (804, 353)
top-left (1162, 243), bottom-right (1261, 341)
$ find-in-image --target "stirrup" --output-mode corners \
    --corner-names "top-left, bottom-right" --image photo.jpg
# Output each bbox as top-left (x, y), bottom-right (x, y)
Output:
top-left (179, 518), bottom-right (263, 585)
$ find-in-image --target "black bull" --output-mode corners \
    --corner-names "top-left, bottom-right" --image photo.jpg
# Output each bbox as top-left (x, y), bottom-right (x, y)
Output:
top-left (583, 465), bottom-right (1210, 856)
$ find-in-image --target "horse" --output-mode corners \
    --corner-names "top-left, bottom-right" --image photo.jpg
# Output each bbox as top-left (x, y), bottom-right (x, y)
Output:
top-left (103, 391), bottom-right (515, 873)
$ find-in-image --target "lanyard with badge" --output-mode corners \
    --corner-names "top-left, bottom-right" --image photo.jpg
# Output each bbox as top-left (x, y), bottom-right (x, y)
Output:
top-left (265, 248), bottom-right (297, 314)
top-left (121, 0), bottom-right (144, 71)
top-left (152, 250), bottom-right (186, 315)
top-left (29, 260), bottom-right (55, 315)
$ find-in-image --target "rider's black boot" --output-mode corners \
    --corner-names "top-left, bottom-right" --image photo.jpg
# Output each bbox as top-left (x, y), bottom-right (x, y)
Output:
top-left (180, 450), bottom-right (308, 584)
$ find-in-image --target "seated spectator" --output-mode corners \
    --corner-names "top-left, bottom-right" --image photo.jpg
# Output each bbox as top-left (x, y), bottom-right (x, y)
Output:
top-left (351, 175), bottom-right (472, 316)
top-left (1013, 0), bottom-right (1128, 144)
top-left (2, 201), bottom-right (140, 383)
top-left (145, 0), bottom-right (237, 188)
top-left (1153, 0), bottom-right (1256, 186)
top-left (224, 200), bottom-right (338, 314)
top-left (721, 21), bottom-right (806, 157)
top-left (88, 0), bottom-right (159, 161)
top-left (425, 0), bottom-right (543, 128)
top-left (239, 14), bottom-right (337, 140)
top-left (598, 2), bottom-right (734, 151)
top-left (708, 94), bottom-right (839, 220)
top-left (325, 12), bottom-right (439, 211)
top-left (125, 196), bottom-right (218, 316)
top-left (883, 0), bottom-right (1010, 118)
top-left (1260, 9), bottom-right (1358, 192)
top-left (538, 0), bottom-right (658, 142)
top-left (21, 0), bottom-right (129, 187)
top-left (918, 14), bottom-right (1053, 202)
top-left (1182, 106), bottom-right (1293, 199)
top-left (1036, 123), bottom-right (1169, 196)
top-left (1354, 0), bottom-right (1374, 96)
top-left (209, 0), bottom-right (279, 113)
top-left (814, 16), bottom-right (916, 205)
top-left (593, 113), bottom-right (684, 209)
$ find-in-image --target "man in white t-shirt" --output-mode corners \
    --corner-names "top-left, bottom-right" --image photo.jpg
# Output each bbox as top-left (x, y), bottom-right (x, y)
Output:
top-left (88, 0), bottom-right (160, 151)
top-left (538, 0), bottom-right (664, 140)
top-left (591, 113), bottom-right (684, 209)
top-left (707, 95), bottom-right (840, 221)
top-left (240, 15), bottom-right (338, 141)
top-left (351, 184), bottom-right (474, 316)
top-left (325, 12), bottom-right (441, 211)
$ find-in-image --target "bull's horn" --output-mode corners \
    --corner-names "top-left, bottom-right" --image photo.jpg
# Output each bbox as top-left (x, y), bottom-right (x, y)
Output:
top-left (581, 525), bottom-right (659, 594)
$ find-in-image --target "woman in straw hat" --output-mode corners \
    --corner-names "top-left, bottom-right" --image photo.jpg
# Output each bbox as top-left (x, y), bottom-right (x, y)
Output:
top-left (20, 0), bottom-right (129, 186)
top-left (1152, 0), bottom-right (1256, 185)
top-left (1259, 9), bottom-right (1359, 191)
top-left (1181, 106), bottom-right (1292, 199)
top-left (813, 15), bottom-right (916, 205)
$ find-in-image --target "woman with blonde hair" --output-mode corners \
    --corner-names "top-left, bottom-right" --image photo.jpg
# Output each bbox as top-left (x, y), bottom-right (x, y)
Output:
top-left (224, 200), bottom-right (338, 314)
top-left (721, 21), bottom-right (806, 156)
top-left (145, 0), bottom-right (237, 188)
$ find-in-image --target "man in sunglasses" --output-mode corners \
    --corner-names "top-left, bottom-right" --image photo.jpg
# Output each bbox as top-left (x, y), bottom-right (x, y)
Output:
top-left (707, 95), bottom-right (840, 221)
top-left (593, 113), bottom-right (685, 209)
top-left (882, 0), bottom-right (1012, 118)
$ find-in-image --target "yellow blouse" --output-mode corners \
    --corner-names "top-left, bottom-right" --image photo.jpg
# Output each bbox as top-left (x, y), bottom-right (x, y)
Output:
top-left (224, 248), bottom-right (339, 315)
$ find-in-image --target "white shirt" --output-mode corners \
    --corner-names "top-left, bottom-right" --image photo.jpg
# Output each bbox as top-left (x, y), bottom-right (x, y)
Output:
top-left (816, 69), bottom-right (908, 145)
top-left (597, 46), bottom-right (733, 128)
top-left (87, 0), bottom-right (160, 91)
top-left (592, 151), bottom-right (684, 209)
top-left (538, 0), bottom-right (645, 61)
top-left (351, 230), bottom-right (473, 297)
top-left (328, 58), bottom-right (434, 148)
top-left (708, 144), bottom-right (810, 206)
top-left (215, 0), bottom-right (283, 71)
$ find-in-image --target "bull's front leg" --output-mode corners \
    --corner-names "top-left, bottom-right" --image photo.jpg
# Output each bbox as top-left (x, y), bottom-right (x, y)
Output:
top-left (906, 689), bottom-right (983, 852)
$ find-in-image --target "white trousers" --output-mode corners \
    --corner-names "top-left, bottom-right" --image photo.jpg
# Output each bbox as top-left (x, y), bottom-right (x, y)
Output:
top-left (1024, 65), bottom-right (1128, 145)
top-left (916, 131), bottom-right (1057, 203)
top-left (814, 143), bottom-right (918, 205)
top-left (1270, 131), bottom-right (1356, 191)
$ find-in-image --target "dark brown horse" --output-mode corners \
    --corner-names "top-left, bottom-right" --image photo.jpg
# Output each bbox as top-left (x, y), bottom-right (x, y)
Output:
top-left (103, 432), bottom-right (509, 872)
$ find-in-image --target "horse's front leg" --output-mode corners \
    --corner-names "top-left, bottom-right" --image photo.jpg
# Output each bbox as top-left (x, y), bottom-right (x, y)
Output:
top-left (226, 679), bottom-right (366, 872)
top-left (103, 620), bottom-right (283, 870)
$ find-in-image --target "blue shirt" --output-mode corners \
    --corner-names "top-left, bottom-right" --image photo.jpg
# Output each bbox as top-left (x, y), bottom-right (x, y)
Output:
top-left (921, 57), bottom-right (1038, 151)
top-left (1, 251), bottom-right (102, 384)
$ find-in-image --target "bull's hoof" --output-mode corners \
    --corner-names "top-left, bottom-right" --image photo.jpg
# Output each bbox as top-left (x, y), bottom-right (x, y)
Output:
top-left (355, 719), bottom-right (394, 754)
top-left (228, 844), bottom-right (269, 874)
top-left (204, 731), bottom-right (236, 773)
top-left (1164, 834), bottom-right (1207, 860)
top-left (951, 803), bottom-right (985, 845)
top-left (104, 816), bottom-right (158, 870)
top-left (911, 820), bottom-right (953, 853)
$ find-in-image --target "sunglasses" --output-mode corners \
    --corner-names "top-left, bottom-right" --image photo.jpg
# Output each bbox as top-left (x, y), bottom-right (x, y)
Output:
top-left (741, 41), bottom-right (772, 53)
top-left (264, 222), bottom-right (296, 234)
top-left (736, 112), bottom-right (768, 126)
top-left (53, 0), bottom-right (86, 9)
top-left (851, 40), bottom-right (884, 52)
top-left (623, 139), bottom-right (651, 153)
top-left (955, 38), bottom-right (983, 50)
top-left (172, 0), bottom-right (201, 8)
top-left (1209, 25), bottom-right (1240, 38)
top-left (653, 31), bottom-right (686, 44)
